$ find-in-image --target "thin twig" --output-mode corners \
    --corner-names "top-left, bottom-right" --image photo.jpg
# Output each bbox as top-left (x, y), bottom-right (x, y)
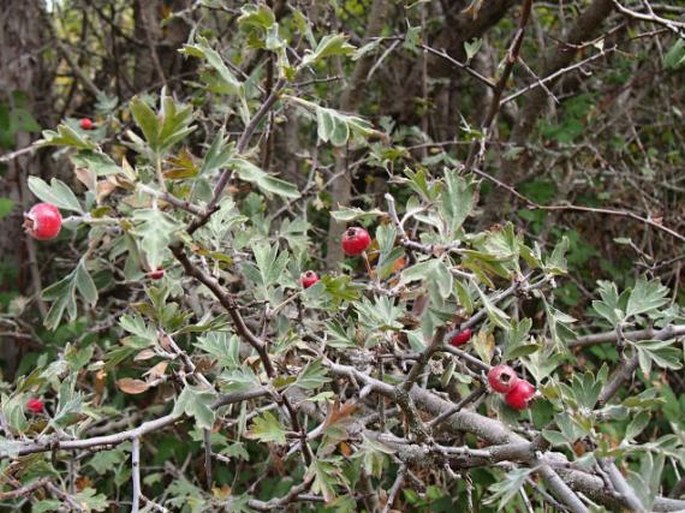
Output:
top-left (188, 78), bottom-right (287, 234)
top-left (611, 0), bottom-right (685, 34)
top-left (0, 145), bottom-right (35, 163)
top-left (500, 46), bottom-right (618, 105)
top-left (381, 464), bottom-right (406, 513)
top-left (131, 436), bottom-right (141, 513)
top-left (470, 166), bottom-right (685, 244)
top-left (569, 324), bottom-right (685, 348)
top-left (465, 0), bottom-right (535, 170)
top-left (427, 387), bottom-right (487, 428)
top-left (419, 44), bottom-right (496, 89)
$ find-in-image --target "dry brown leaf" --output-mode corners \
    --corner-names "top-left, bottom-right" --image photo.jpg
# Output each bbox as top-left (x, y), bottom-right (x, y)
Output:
top-left (145, 361), bottom-right (168, 380)
top-left (116, 378), bottom-right (150, 395)
top-left (324, 400), bottom-right (358, 429)
top-left (134, 349), bottom-right (157, 361)
top-left (74, 167), bottom-right (96, 191)
top-left (96, 180), bottom-right (117, 202)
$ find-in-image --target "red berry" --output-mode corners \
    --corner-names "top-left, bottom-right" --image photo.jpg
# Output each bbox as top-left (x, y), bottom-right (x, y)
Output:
top-left (487, 365), bottom-right (519, 394)
top-left (300, 270), bottom-right (319, 289)
top-left (341, 227), bottom-right (371, 256)
top-left (24, 203), bottom-right (62, 240)
top-left (148, 268), bottom-right (165, 280)
top-left (449, 328), bottom-right (473, 347)
top-left (80, 118), bottom-right (93, 130)
top-left (504, 380), bottom-right (536, 410)
top-left (26, 398), bottom-right (45, 414)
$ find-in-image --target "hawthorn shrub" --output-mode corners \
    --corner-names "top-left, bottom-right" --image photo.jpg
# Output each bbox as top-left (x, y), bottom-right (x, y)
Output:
top-left (2, 4), bottom-right (685, 513)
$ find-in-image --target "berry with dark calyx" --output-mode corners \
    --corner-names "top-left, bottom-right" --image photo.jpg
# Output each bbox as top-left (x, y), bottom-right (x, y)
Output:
top-left (449, 328), bottom-right (473, 347)
top-left (300, 270), bottom-right (320, 289)
top-left (80, 118), bottom-right (94, 130)
top-left (148, 268), bottom-right (165, 280)
top-left (24, 203), bottom-right (62, 241)
top-left (341, 227), bottom-right (371, 256)
top-left (26, 397), bottom-right (45, 414)
top-left (487, 365), bottom-right (519, 394)
top-left (504, 380), bottom-right (536, 410)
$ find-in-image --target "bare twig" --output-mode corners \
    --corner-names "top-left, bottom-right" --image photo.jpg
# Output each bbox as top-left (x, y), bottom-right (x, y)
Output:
top-left (470, 166), bottom-right (685, 244)
top-left (131, 436), bottom-right (141, 513)
top-left (536, 462), bottom-right (590, 513)
top-left (599, 458), bottom-right (646, 512)
top-left (427, 387), bottom-right (487, 428)
top-left (418, 44), bottom-right (496, 89)
top-left (381, 464), bottom-right (406, 513)
top-left (170, 246), bottom-right (275, 377)
top-left (611, 0), bottom-right (685, 34)
top-left (465, 0), bottom-right (535, 170)
top-left (597, 355), bottom-right (639, 406)
top-left (0, 145), bottom-right (35, 163)
top-left (1, 389), bottom-right (269, 458)
top-left (0, 477), bottom-right (50, 500)
top-left (188, 78), bottom-right (287, 234)
top-left (501, 46), bottom-right (618, 105)
top-left (569, 324), bottom-right (685, 348)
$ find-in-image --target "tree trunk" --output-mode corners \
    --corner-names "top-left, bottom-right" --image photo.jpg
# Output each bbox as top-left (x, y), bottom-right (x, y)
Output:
top-left (0, 0), bottom-right (53, 376)
top-left (325, 0), bottom-right (390, 269)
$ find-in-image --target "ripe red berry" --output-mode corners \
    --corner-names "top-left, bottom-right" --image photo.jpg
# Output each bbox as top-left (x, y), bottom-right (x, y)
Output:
top-left (504, 380), bottom-right (536, 410)
top-left (341, 227), bottom-right (371, 256)
top-left (487, 365), bottom-right (519, 394)
top-left (26, 397), bottom-right (45, 414)
top-left (148, 268), bottom-right (165, 280)
top-left (80, 118), bottom-right (94, 130)
top-left (449, 328), bottom-right (473, 347)
top-left (24, 203), bottom-right (62, 240)
top-left (300, 270), bottom-right (319, 289)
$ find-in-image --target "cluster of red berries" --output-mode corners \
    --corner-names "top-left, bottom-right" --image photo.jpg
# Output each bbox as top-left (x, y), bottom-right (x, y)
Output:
top-left (487, 365), bottom-right (536, 410)
top-left (446, 327), bottom-right (535, 410)
top-left (300, 226), bottom-right (372, 289)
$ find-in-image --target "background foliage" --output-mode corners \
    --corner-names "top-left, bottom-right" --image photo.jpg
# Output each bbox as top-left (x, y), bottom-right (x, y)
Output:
top-left (0, 0), bottom-right (684, 511)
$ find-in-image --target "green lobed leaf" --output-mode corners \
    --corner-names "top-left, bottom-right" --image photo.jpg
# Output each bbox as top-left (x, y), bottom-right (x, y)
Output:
top-left (28, 176), bottom-right (83, 213)
top-left (246, 410), bottom-right (286, 444)
top-left (625, 277), bottom-right (669, 319)
top-left (301, 33), bottom-right (356, 68)
top-left (293, 359), bottom-right (331, 391)
top-left (180, 38), bottom-right (242, 95)
top-left (130, 208), bottom-right (182, 269)
top-left (230, 158), bottom-right (300, 199)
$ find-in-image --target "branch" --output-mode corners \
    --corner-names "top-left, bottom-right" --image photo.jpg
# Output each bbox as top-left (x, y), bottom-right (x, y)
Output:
top-left (599, 458), bottom-right (646, 512)
top-left (418, 44), bottom-right (496, 89)
top-left (465, 0), bottom-right (535, 170)
top-left (381, 464), bottom-right (406, 513)
top-left (536, 462), bottom-right (590, 513)
top-left (1, 389), bottom-right (269, 458)
top-left (324, 359), bottom-right (685, 512)
top-left (0, 145), bottom-right (36, 163)
top-left (471, 166), bottom-right (685, 244)
top-left (401, 326), bottom-right (446, 392)
top-left (500, 46), bottom-right (618, 105)
top-left (597, 355), bottom-right (639, 406)
top-left (569, 324), bottom-right (685, 348)
top-left (611, 0), bottom-right (685, 34)
top-left (131, 436), bottom-right (141, 513)
top-left (170, 245), bottom-right (275, 377)
top-left (187, 78), bottom-right (287, 234)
